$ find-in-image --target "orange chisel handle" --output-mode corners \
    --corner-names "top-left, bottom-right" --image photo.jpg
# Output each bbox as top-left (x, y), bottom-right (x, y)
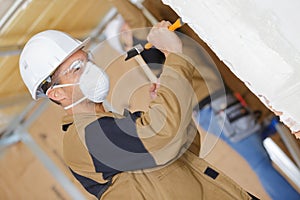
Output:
top-left (144, 18), bottom-right (184, 49)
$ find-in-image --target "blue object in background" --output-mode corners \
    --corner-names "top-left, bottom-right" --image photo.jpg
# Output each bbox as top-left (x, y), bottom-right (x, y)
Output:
top-left (197, 106), bottom-right (300, 200)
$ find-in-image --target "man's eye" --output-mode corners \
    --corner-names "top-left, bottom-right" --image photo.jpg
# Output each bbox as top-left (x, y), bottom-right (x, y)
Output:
top-left (73, 66), bottom-right (81, 72)
top-left (76, 63), bottom-right (82, 69)
top-left (70, 60), bottom-right (81, 69)
top-left (69, 61), bottom-right (82, 73)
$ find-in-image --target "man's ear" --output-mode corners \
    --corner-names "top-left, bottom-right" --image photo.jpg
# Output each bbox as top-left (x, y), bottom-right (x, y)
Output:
top-left (47, 88), bottom-right (65, 102)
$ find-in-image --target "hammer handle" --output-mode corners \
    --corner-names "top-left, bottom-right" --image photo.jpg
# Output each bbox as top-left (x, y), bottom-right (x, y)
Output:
top-left (134, 54), bottom-right (158, 83)
top-left (145, 18), bottom-right (184, 49)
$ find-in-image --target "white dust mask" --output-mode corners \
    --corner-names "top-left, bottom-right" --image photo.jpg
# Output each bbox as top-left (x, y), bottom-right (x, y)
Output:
top-left (47, 61), bottom-right (110, 110)
top-left (79, 61), bottom-right (110, 103)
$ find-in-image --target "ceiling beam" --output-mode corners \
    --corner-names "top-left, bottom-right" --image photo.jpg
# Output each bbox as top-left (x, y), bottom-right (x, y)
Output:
top-left (0, 0), bottom-right (29, 31)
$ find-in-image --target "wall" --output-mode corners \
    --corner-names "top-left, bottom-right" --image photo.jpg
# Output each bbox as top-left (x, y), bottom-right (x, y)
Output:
top-left (162, 0), bottom-right (300, 133)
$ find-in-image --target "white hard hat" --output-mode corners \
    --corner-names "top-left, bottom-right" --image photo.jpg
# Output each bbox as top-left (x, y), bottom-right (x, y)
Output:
top-left (19, 30), bottom-right (89, 100)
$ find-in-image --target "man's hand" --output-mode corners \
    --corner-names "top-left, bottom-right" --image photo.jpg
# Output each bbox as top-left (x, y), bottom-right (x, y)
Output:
top-left (147, 20), bottom-right (183, 56)
top-left (149, 81), bottom-right (160, 99)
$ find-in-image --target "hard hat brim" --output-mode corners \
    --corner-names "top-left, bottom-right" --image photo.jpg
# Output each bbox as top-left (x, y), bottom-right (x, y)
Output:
top-left (63, 37), bottom-right (91, 63)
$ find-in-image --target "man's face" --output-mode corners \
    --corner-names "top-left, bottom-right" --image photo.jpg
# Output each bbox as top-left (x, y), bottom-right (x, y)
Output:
top-left (49, 50), bottom-right (88, 105)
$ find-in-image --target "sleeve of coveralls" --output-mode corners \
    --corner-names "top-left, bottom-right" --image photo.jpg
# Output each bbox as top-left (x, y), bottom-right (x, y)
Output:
top-left (134, 53), bottom-right (196, 164)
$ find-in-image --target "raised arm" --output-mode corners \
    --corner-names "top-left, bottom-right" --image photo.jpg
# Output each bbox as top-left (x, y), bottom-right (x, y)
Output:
top-left (83, 21), bottom-right (198, 172)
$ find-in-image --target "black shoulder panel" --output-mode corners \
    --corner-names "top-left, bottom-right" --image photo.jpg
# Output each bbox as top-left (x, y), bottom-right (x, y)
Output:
top-left (70, 168), bottom-right (111, 199)
top-left (85, 111), bottom-right (157, 172)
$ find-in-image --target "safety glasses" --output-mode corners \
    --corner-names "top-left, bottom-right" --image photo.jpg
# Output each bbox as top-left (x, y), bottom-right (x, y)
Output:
top-left (37, 59), bottom-right (87, 98)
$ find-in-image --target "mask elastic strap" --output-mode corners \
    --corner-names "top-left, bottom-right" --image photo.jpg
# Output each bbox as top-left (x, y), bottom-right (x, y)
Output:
top-left (45, 83), bottom-right (80, 96)
top-left (44, 82), bottom-right (85, 110)
top-left (64, 96), bottom-right (87, 110)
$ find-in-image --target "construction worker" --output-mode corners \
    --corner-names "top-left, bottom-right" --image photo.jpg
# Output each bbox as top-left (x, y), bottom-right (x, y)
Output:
top-left (19, 21), bottom-right (256, 199)
top-left (104, 1), bottom-right (300, 199)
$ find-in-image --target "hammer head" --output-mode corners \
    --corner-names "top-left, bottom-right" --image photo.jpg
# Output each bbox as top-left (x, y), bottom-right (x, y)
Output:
top-left (125, 44), bottom-right (144, 61)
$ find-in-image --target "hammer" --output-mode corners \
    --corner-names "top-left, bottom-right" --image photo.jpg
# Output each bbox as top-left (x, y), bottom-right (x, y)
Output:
top-left (124, 18), bottom-right (184, 83)
top-left (125, 18), bottom-right (184, 62)
top-left (126, 43), bottom-right (158, 83)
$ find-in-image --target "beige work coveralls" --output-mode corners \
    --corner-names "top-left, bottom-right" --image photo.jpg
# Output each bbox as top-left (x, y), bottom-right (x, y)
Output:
top-left (62, 53), bottom-right (253, 199)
